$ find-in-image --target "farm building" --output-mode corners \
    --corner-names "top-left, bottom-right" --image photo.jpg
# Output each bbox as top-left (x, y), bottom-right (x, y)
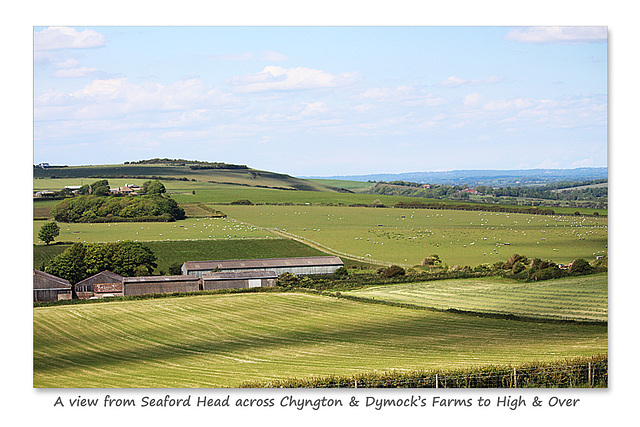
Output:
top-left (75, 270), bottom-right (124, 299)
top-left (181, 256), bottom-right (344, 278)
top-left (33, 269), bottom-right (72, 302)
top-left (123, 275), bottom-right (201, 296)
top-left (202, 270), bottom-right (277, 291)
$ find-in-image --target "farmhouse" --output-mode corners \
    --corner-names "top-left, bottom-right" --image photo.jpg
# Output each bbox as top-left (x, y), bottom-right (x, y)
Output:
top-left (110, 184), bottom-right (141, 195)
top-left (202, 270), bottom-right (277, 291)
top-left (75, 270), bottom-right (124, 299)
top-left (33, 269), bottom-right (72, 302)
top-left (122, 275), bottom-right (201, 296)
top-left (181, 256), bottom-right (344, 278)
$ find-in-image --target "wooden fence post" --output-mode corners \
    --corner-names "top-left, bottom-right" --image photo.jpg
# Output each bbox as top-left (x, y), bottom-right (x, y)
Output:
top-left (588, 362), bottom-right (592, 388)
top-left (435, 374), bottom-right (439, 389)
top-left (513, 367), bottom-right (517, 388)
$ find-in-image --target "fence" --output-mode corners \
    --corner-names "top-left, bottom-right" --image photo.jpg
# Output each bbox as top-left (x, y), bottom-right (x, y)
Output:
top-left (242, 357), bottom-right (608, 388)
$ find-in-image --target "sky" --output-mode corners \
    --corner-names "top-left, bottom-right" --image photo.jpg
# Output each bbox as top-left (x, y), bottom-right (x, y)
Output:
top-left (33, 25), bottom-right (608, 177)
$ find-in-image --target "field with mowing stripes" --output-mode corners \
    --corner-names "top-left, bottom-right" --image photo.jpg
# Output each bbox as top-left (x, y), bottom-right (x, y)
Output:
top-left (345, 273), bottom-right (608, 322)
top-left (33, 292), bottom-right (607, 388)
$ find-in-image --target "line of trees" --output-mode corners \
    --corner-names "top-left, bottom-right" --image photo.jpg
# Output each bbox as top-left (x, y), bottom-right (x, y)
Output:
top-left (45, 241), bottom-right (158, 284)
top-left (370, 179), bottom-right (607, 204)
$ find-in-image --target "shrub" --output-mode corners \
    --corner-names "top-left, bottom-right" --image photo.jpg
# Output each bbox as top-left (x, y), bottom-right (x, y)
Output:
top-left (276, 272), bottom-right (298, 287)
top-left (379, 265), bottom-right (406, 278)
top-left (333, 266), bottom-right (349, 277)
top-left (569, 258), bottom-right (592, 275)
top-left (529, 266), bottom-right (565, 281)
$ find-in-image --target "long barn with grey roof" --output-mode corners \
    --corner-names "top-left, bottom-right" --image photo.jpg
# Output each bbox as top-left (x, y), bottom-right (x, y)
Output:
top-left (181, 256), bottom-right (344, 278)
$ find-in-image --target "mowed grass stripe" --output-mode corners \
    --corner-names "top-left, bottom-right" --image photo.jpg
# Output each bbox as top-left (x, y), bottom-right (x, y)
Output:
top-left (34, 292), bottom-right (606, 388)
top-left (345, 273), bottom-right (607, 322)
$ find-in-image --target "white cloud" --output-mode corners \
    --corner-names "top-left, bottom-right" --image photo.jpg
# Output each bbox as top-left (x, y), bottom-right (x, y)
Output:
top-left (53, 67), bottom-right (100, 78)
top-left (463, 93), bottom-right (484, 108)
top-left (357, 86), bottom-right (445, 107)
top-left (34, 27), bottom-right (106, 51)
top-left (439, 75), bottom-right (504, 88)
top-left (35, 77), bottom-right (240, 120)
top-left (260, 51), bottom-right (287, 61)
top-left (505, 27), bottom-right (607, 44)
top-left (213, 52), bottom-right (254, 61)
top-left (228, 66), bottom-right (356, 93)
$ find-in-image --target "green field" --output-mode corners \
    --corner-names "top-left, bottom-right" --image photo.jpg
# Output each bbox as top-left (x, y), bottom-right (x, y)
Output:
top-left (33, 291), bottom-right (607, 388)
top-left (345, 273), bottom-right (608, 322)
top-left (33, 217), bottom-right (274, 245)
top-left (217, 204), bottom-right (608, 266)
top-left (34, 238), bottom-right (329, 274)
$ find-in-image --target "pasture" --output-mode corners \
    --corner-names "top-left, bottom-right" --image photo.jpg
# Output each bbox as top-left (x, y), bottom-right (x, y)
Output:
top-left (217, 204), bottom-right (608, 267)
top-left (33, 291), bottom-right (607, 388)
top-left (34, 238), bottom-right (330, 274)
top-left (33, 217), bottom-right (273, 245)
top-left (344, 273), bottom-right (608, 322)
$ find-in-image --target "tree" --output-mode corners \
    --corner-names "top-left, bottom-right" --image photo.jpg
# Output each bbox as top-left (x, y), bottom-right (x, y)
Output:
top-left (143, 180), bottom-right (166, 195)
top-left (110, 241), bottom-right (158, 276)
top-left (45, 241), bottom-right (158, 283)
top-left (46, 243), bottom-right (87, 284)
top-left (90, 179), bottom-right (111, 196)
top-left (568, 259), bottom-right (592, 275)
top-left (38, 222), bottom-right (60, 245)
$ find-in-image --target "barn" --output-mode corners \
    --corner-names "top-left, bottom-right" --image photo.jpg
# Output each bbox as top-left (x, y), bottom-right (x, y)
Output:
top-left (75, 270), bottom-right (124, 299)
top-left (202, 270), bottom-right (277, 291)
top-left (33, 269), bottom-right (72, 302)
top-left (123, 275), bottom-right (201, 296)
top-left (181, 256), bottom-right (344, 278)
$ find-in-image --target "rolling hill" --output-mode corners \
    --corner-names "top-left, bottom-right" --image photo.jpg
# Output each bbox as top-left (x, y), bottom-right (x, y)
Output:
top-left (34, 159), bottom-right (334, 192)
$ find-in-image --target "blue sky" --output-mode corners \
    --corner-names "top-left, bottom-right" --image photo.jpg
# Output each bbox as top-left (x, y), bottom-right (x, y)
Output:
top-left (33, 26), bottom-right (607, 177)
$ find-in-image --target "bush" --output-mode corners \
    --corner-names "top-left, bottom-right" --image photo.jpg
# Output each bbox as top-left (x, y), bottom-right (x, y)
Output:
top-left (529, 266), bottom-right (566, 281)
top-left (333, 266), bottom-right (349, 277)
top-left (276, 272), bottom-right (298, 287)
top-left (569, 258), bottom-right (592, 275)
top-left (379, 265), bottom-right (406, 278)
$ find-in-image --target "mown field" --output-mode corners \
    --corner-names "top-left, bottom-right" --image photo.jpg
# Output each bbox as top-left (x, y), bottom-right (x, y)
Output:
top-left (33, 291), bottom-right (607, 388)
top-left (344, 273), bottom-right (608, 322)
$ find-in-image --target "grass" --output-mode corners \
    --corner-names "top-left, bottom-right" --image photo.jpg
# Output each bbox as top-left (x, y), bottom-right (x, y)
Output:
top-left (33, 217), bottom-right (274, 245)
top-left (33, 291), bottom-right (607, 388)
top-left (216, 204), bottom-right (608, 267)
top-left (34, 238), bottom-right (330, 274)
top-left (344, 273), bottom-right (608, 322)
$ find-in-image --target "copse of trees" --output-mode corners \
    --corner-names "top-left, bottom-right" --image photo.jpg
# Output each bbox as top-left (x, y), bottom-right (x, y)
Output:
top-left (46, 241), bottom-right (158, 284)
top-left (51, 190), bottom-right (185, 223)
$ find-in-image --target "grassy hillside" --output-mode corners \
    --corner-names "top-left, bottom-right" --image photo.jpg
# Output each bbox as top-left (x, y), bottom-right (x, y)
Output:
top-left (344, 273), bottom-right (608, 322)
top-left (34, 162), bottom-right (332, 192)
top-left (33, 291), bottom-right (607, 388)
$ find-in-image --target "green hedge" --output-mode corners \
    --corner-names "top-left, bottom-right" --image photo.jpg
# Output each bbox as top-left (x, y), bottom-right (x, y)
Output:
top-left (241, 355), bottom-right (607, 388)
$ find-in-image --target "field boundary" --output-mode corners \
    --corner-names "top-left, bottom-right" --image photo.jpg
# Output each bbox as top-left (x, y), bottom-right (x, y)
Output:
top-left (311, 289), bottom-right (608, 325)
top-left (242, 356), bottom-right (608, 388)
